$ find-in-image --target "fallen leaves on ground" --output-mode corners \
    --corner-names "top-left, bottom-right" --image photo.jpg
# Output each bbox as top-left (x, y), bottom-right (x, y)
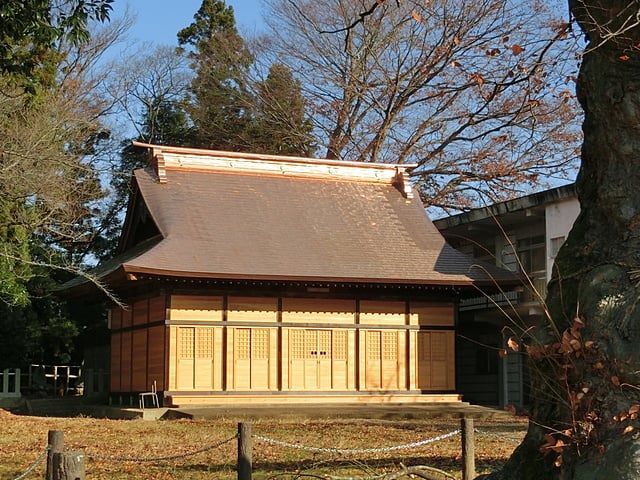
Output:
top-left (0, 409), bottom-right (527, 480)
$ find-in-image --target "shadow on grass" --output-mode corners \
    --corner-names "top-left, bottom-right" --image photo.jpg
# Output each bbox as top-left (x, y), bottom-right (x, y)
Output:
top-left (161, 453), bottom-right (509, 477)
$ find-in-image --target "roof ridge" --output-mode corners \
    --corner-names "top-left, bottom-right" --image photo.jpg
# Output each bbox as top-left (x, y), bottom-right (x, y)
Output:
top-left (133, 142), bottom-right (416, 198)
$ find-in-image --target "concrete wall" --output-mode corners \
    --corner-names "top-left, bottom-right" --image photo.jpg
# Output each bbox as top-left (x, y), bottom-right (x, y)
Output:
top-left (545, 198), bottom-right (580, 281)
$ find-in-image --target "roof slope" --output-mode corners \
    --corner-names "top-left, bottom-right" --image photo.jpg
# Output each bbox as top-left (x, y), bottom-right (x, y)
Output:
top-left (110, 144), bottom-right (514, 287)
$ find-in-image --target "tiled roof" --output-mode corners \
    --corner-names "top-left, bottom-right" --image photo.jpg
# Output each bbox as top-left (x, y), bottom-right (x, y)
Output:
top-left (111, 144), bottom-right (515, 287)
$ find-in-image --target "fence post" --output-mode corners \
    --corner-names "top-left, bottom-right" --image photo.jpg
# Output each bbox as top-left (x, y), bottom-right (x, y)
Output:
top-left (461, 417), bottom-right (476, 480)
top-left (238, 422), bottom-right (252, 480)
top-left (46, 430), bottom-right (64, 480)
top-left (14, 368), bottom-right (20, 395)
top-left (51, 451), bottom-right (85, 480)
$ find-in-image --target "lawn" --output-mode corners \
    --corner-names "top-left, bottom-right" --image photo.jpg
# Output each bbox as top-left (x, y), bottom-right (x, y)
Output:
top-left (0, 407), bottom-right (527, 479)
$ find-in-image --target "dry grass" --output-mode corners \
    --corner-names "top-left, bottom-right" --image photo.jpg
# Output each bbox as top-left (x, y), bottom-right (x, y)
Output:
top-left (0, 408), bottom-right (527, 479)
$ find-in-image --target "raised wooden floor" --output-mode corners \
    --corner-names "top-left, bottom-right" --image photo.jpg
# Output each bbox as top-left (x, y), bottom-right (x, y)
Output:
top-left (165, 392), bottom-right (462, 407)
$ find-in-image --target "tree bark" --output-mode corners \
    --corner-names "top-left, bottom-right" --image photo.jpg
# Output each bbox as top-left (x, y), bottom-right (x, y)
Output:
top-left (479, 1), bottom-right (640, 479)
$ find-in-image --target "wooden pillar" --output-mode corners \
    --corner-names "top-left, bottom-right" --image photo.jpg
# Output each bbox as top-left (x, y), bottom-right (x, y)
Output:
top-left (238, 422), bottom-right (252, 480)
top-left (461, 417), bottom-right (476, 480)
top-left (46, 430), bottom-right (64, 480)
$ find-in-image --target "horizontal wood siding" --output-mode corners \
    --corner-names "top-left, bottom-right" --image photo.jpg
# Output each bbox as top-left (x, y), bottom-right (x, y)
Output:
top-left (409, 302), bottom-right (455, 326)
top-left (282, 298), bottom-right (356, 324)
top-left (228, 297), bottom-right (278, 323)
top-left (169, 295), bottom-right (223, 321)
top-left (360, 300), bottom-right (406, 325)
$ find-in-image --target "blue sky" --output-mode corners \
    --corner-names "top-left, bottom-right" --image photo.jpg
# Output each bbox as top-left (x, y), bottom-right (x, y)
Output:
top-left (112, 0), bottom-right (265, 46)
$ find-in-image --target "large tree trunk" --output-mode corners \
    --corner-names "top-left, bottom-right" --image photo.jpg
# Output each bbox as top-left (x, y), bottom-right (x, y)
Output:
top-left (478, 1), bottom-right (640, 479)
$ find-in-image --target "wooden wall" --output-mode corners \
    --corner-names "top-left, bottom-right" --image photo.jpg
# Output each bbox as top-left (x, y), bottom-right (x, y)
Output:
top-left (110, 294), bottom-right (457, 399)
top-left (110, 296), bottom-right (167, 394)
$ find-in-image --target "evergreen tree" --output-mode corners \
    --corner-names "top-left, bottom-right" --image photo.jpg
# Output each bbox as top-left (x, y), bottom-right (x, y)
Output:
top-left (0, 0), bottom-right (112, 90)
top-left (252, 63), bottom-right (316, 156)
top-left (178, 0), bottom-right (315, 155)
top-left (178, 0), bottom-right (254, 151)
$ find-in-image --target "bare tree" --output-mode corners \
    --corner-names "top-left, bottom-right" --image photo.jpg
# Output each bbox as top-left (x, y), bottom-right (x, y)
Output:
top-left (0, 76), bottom-right (105, 304)
top-left (263, 0), bottom-right (582, 210)
top-left (0, 12), bottom-right (135, 305)
top-left (101, 44), bottom-right (192, 142)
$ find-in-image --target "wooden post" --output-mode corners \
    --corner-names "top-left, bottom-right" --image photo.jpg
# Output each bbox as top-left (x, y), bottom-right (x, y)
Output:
top-left (14, 367), bottom-right (20, 395)
top-left (461, 417), bottom-right (476, 480)
top-left (46, 430), bottom-right (64, 480)
top-left (51, 451), bottom-right (85, 480)
top-left (238, 422), bottom-right (252, 480)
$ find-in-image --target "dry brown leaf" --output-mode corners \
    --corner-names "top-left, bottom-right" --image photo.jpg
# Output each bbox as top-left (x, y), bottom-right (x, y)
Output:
top-left (511, 44), bottom-right (524, 56)
top-left (570, 339), bottom-right (582, 351)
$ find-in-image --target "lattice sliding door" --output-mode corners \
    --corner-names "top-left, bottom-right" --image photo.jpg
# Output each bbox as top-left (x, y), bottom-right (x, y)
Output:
top-left (177, 327), bottom-right (195, 390)
top-left (288, 329), bottom-right (349, 390)
top-left (364, 330), bottom-right (401, 390)
top-left (231, 328), bottom-right (272, 390)
top-left (175, 326), bottom-right (223, 390)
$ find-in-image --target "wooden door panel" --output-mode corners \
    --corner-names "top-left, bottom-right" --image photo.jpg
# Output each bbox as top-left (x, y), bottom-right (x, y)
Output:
top-left (177, 327), bottom-right (195, 390)
top-left (365, 331), bottom-right (382, 390)
top-left (417, 330), bottom-right (455, 390)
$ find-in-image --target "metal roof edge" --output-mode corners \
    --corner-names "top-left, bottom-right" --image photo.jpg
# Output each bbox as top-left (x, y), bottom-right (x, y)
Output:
top-left (433, 183), bottom-right (577, 229)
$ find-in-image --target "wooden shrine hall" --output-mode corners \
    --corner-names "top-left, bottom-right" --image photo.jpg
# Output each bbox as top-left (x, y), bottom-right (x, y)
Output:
top-left (62, 143), bottom-right (515, 407)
